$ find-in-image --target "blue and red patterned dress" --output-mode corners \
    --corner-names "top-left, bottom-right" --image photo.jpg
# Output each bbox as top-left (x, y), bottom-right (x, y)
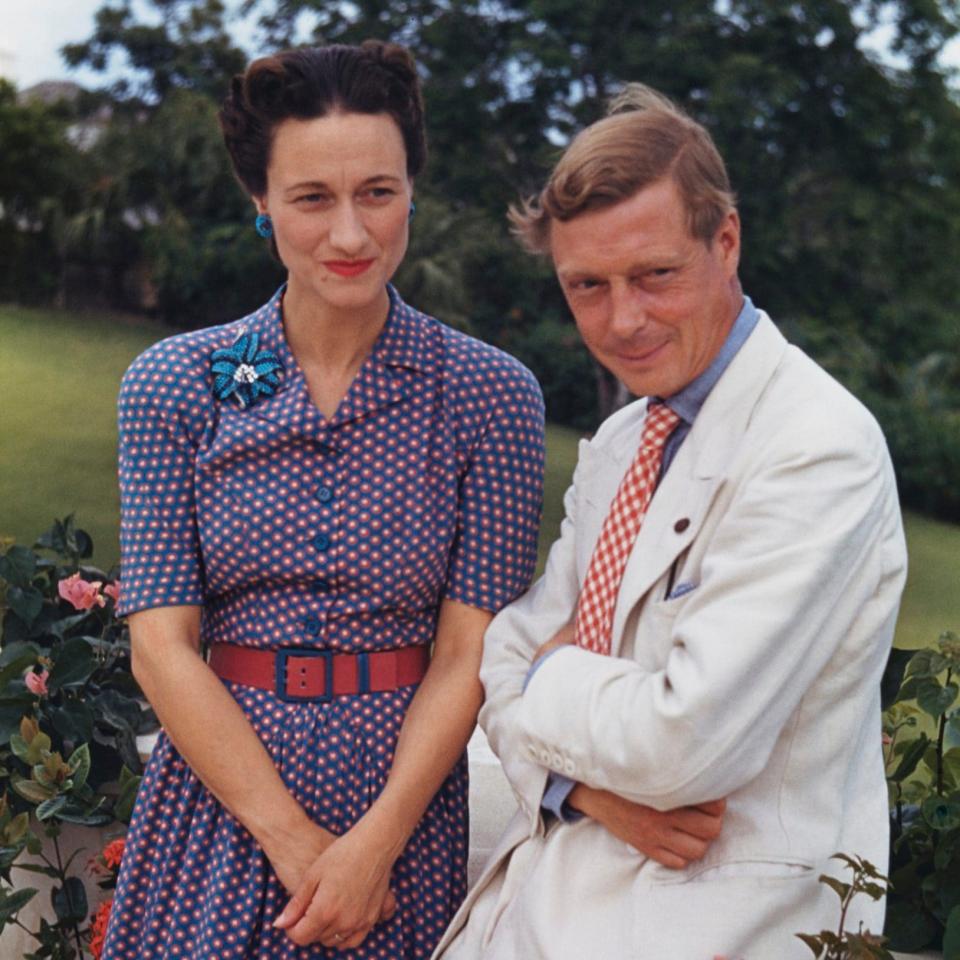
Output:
top-left (102, 286), bottom-right (544, 959)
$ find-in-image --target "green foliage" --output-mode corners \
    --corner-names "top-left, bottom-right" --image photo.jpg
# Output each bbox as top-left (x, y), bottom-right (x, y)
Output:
top-left (35, 0), bottom-right (958, 517)
top-left (0, 81), bottom-right (93, 306)
top-left (0, 520), bottom-right (149, 955)
top-left (884, 631), bottom-right (960, 954)
top-left (795, 854), bottom-right (893, 959)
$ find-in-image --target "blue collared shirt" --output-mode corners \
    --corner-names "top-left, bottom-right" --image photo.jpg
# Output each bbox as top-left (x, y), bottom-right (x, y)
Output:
top-left (537, 296), bottom-right (760, 820)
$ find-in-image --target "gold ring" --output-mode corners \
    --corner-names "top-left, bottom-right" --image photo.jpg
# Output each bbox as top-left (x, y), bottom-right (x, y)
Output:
top-left (333, 933), bottom-right (344, 942)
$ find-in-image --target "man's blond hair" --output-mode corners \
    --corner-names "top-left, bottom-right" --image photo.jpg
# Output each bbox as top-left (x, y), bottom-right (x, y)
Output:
top-left (509, 83), bottom-right (736, 253)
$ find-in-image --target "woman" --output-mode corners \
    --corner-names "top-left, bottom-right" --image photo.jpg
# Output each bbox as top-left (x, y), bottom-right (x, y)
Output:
top-left (102, 40), bottom-right (544, 959)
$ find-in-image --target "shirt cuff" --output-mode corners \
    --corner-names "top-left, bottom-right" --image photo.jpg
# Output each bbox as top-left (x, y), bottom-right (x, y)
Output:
top-left (522, 645), bottom-right (573, 692)
top-left (541, 773), bottom-right (583, 823)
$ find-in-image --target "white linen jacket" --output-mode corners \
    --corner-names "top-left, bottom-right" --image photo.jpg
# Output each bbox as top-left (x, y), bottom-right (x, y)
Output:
top-left (435, 313), bottom-right (907, 959)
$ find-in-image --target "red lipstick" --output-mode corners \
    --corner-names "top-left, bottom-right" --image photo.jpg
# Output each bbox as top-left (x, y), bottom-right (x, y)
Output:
top-left (324, 259), bottom-right (375, 277)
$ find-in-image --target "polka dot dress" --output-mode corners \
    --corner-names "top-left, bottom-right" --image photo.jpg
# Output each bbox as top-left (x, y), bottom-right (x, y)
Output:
top-left (103, 285), bottom-right (545, 959)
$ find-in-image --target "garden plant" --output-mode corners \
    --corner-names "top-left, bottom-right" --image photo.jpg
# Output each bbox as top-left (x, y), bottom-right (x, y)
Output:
top-left (0, 517), bottom-right (152, 958)
top-left (883, 632), bottom-right (960, 957)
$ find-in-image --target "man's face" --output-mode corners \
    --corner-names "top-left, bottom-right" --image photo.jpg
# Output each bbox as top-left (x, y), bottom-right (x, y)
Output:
top-left (550, 177), bottom-right (741, 398)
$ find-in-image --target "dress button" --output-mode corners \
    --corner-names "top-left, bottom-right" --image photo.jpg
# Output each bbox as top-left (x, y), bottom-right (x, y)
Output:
top-left (314, 578), bottom-right (330, 590)
top-left (302, 616), bottom-right (321, 636)
top-left (316, 486), bottom-right (333, 503)
top-left (313, 533), bottom-right (330, 552)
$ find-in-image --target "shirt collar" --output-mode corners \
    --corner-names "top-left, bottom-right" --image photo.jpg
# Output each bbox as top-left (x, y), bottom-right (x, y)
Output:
top-left (246, 282), bottom-right (432, 379)
top-left (371, 284), bottom-right (432, 374)
top-left (662, 296), bottom-right (759, 425)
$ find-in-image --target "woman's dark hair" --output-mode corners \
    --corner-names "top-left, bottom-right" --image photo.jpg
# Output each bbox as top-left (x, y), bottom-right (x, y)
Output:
top-left (220, 40), bottom-right (426, 197)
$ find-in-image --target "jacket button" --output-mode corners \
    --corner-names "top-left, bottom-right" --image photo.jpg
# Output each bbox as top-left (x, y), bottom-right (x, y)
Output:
top-left (674, 518), bottom-right (690, 533)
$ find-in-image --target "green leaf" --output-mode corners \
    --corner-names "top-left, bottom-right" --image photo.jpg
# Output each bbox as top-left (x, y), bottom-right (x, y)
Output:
top-left (51, 875), bottom-right (87, 924)
top-left (113, 772), bottom-right (140, 824)
top-left (922, 796), bottom-right (960, 831)
top-left (6, 587), bottom-right (44, 627)
top-left (0, 545), bottom-right (37, 588)
top-left (47, 638), bottom-right (95, 692)
top-left (35, 795), bottom-right (68, 821)
top-left (907, 649), bottom-right (950, 680)
top-left (35, 515), bottom-right (91, 560)
top-left (3, 812), bottom-right (30, 844)
top-left (66, 743), bottom-right (90, 792)
top-left (0, 642), bottom-right (40, 669)
top-left (0, 647), bottom-right (40, 692)
top-left (794, 931), bottom-right (825, 956)
top-left (47, 611), bottom-right (93, 641)
top-left (48, 701), bottom-right (94, 746)
top-left (890, 734), bottom-right (931, 782)
top-left (819, 873), bottom-right (852, 901)
top-left (0, 886), bottom-right (38, 924)
top-left (11, 729), bottom-right (51, 765)
top-left (54, 803), bottom-right (111, 827)
top-left (917, 678), bottom-right (959, 719)
top-left (93, 689), bottom-right (146, 733)
top-left (944, 904), bottom-right (960, 960)
top-left (0, 695), bottom-right (36, 741)
top-left (948, 713), bottom-right (960, 751)
top-left (11, 778), bottom-right (56, 804)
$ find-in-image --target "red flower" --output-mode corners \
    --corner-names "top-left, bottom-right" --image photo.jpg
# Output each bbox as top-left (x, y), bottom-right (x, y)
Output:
top-left (101, 838), bottom-right (125, 871)
top-left (88, 899), bottom-right (112, 959)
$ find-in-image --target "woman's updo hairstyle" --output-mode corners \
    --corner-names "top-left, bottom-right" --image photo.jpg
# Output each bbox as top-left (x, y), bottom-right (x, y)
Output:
top-left (220, 40), bottom-right (426, 197)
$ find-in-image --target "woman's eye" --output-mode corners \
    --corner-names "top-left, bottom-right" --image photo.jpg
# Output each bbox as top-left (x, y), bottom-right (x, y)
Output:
top-left (296, 193), bottom-right (328, 205)
top-left (364, 187), bottom-right (396, 201)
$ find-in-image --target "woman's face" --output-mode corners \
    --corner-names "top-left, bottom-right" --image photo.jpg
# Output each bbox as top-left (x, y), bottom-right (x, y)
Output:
top-left (256, 111), bottom-right (412, 318)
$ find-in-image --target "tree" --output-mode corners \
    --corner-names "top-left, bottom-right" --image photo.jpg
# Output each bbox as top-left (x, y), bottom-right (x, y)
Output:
top-left (55, 0), bottom-right (960, 516)
top-left (0, 81), bottom-right (93, 305)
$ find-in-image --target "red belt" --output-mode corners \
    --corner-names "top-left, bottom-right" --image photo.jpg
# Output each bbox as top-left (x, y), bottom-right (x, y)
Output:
top-left (208, 643), bottom-right (430, 703)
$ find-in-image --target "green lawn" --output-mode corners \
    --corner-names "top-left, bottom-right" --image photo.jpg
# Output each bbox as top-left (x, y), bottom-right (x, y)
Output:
top-left (0, 304), bottom-right (170, 570)
top-left (2, 303), bottom-right (957, 650)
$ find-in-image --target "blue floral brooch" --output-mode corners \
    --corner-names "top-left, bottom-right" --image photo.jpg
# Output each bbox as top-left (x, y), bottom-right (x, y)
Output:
top-left (210, 332), bottom-right (284, 408)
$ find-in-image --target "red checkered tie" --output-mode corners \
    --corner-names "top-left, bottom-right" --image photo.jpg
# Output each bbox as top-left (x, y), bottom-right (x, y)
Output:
top-left (575, 403), bottom-right (681, 655)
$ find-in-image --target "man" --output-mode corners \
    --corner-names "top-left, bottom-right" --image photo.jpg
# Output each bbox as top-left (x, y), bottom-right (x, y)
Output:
top-left (434, 85), bottom-right (906, 959)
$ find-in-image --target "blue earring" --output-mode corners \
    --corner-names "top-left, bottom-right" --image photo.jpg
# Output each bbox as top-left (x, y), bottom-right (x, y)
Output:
top-left (408, 202), bottom-right (416, 221)
top-left (255, 213), bottom-right (273, 238)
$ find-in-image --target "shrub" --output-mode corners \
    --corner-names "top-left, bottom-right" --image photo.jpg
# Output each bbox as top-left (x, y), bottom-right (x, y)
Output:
top-left (883, 631), bottom-right (960, 955)
top-left (0, 517), bottom-right (154, 957)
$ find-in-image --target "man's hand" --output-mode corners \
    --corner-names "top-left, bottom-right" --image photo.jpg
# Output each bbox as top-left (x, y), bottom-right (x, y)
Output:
top-left (531, 619), bottom-right (576, 665)
top-left (568, 784), bottom-right (726, 869)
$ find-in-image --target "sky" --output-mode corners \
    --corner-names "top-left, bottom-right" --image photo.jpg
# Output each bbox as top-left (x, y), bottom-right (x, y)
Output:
top-left (0, 0), bottom-right (258, 89)
top-left (1, 0), bottom-right (958, 91)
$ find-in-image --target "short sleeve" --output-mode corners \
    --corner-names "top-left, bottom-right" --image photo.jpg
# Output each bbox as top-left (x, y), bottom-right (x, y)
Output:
top-left (444, 361), bottom-right (545, 612)
top-left (116, 345), bottom-right (207, 617)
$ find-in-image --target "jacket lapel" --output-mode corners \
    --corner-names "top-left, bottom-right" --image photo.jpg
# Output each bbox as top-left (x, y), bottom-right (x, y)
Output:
top-left (606, 314), bottom-right (788, 652)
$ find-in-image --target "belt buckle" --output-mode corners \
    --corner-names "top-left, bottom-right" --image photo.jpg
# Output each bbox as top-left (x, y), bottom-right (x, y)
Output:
top-left (275, 648), bottom-right (333, 703)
